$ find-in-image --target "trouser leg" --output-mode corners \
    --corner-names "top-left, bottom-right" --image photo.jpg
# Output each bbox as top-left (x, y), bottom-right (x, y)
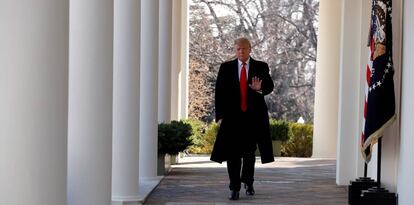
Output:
top-left (241, 151), bottom-right (256, 186)
top-left (227, 158), bottom-right (242, 191)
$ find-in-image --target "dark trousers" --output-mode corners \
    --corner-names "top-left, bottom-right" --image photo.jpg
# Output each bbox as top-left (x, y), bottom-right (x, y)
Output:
top-left (227, 151), bottom-right (256, 191)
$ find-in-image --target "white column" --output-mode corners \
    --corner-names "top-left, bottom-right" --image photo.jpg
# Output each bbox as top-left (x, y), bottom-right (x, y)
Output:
top-left (112, 0), bottom-right (141, 204)
top-left (336, 0), bottom-right (363, 185)
top-left (0, 1), bottom-right (69, 204)
top-left (179, 0), bottom-right (190, 119)
top-left (170, 0), bottom-right (189, 120)
top-left (398, 1), bottom-right (414, 202)
top-left (68, 0), bottom-right (113, 205)
top-left (170, 0), bottom-right (183, 121)
top-left (139, 0), bottom-right (159, 179)
top-left (312, 0), bottom-right (341, 158)
top-left (158, 0), bottom-right (173, 123)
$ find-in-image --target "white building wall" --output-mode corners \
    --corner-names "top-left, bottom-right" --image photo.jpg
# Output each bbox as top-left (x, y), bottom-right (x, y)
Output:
top-left (397, 1), bottom-right (414, 204)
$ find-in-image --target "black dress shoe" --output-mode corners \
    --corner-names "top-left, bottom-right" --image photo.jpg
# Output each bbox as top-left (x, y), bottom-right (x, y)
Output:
top-left (245, 184), bottom-right (255, 196)
top-left (229, 190), bottom-right (240, 200)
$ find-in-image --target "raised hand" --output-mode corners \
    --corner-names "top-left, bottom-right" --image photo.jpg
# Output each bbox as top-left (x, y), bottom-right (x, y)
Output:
top-left (250, 76), bottom-right (262, 91)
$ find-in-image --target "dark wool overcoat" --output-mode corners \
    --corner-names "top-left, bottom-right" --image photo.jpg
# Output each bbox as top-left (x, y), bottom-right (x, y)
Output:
top-left (210, 58), bottom-right (275, 164)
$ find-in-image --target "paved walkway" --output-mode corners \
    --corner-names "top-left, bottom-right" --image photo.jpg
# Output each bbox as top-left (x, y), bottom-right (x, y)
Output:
top-left (144, 156), bottom-right (348, 205)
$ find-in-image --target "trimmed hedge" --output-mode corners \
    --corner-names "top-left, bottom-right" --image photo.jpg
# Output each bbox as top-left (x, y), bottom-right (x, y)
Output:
top-left (158, 120), bottom-right (193, 155)
top-left (184, 119), bottom-right (208, 154)
top-left (202, 122), bottom-right (219, 154)
top-left (269, 119), bottom-right (290, 141)
top-left (184, 119), bottom-right (314, 157)
top-left (185, 119), bottom-right (219, 154)
top-left (281, 122), bottom-right (313, 157)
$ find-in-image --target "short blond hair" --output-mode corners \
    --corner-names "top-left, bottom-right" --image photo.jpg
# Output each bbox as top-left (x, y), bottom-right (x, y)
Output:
top-left (234, 37), bottom-right (251, 48)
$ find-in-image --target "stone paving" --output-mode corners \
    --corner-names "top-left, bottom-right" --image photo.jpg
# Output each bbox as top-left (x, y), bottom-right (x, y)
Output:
top-left (144, 156), bottom-right (348, 205)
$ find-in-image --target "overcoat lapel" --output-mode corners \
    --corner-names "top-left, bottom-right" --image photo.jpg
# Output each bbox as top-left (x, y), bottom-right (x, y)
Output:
top-left (232, 59), bottom-right (239, 85)
top-left (248, 58), bottom-right (256, 84)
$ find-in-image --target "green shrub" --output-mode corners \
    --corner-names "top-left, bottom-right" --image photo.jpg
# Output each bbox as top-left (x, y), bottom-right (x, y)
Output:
top-left (184, 119), bottom-right (208, 154)
top-left (281, 122), bottom-right (313, 157)
top-left (201, 122), bottom-right (219, 154)
top-left (158, 120), bottom-right (193, 155)
top-left (180, 118), bottom-right (313, 156)
top-left (269, 119), bottom-right (290, 141)
top-left (182, 119), bottom-right (218, 154)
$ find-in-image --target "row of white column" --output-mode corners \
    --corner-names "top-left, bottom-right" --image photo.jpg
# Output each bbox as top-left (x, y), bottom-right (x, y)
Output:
top-left (0, 0), bottom-right (188, 204)
top-left (313, 0), bottom-right (367, 184)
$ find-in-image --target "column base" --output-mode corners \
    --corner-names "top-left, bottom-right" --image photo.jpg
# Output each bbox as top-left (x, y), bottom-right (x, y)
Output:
top-left (112, 195), bottom-right (142, 205)
top-left (112, 201), bottom-right (141, 205)
top-left (112, 177), bottom-right (163, 205)
top-left (140, 177), bottom-right (163, 203)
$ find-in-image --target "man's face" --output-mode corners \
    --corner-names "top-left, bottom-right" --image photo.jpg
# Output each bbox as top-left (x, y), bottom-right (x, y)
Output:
top-left (235, 43), bottom-right (251, 62)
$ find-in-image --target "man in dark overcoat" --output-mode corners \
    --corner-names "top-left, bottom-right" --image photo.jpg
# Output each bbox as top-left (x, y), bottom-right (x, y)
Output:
top-left (210, 37), bottom-right (275, 200)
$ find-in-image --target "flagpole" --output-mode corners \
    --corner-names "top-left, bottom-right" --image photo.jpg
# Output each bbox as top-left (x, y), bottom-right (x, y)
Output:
top-left (377, 137), bottom-right (382, 187)
top-left (364, 162), bottom-right (368, 178)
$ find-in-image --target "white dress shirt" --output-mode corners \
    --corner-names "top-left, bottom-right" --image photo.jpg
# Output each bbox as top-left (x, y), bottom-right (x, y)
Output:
top-left (238, 58), bottom-right (250, 81)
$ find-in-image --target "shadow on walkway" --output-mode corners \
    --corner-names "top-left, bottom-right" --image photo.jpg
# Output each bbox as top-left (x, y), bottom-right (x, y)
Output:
top-left (144, 156), bottom-right (347, 205)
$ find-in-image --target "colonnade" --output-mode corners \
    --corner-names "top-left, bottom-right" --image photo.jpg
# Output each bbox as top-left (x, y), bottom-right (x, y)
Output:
top-left (0, 0), bottom-right (188, 204)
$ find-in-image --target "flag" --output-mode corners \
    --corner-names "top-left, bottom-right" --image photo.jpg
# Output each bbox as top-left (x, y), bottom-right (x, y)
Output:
top-left (361, 0), bottom-right (396, 163)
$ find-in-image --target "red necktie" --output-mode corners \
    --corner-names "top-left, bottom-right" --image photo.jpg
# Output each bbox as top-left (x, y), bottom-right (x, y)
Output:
top-left (240, 62), bottom-right (247, 112)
